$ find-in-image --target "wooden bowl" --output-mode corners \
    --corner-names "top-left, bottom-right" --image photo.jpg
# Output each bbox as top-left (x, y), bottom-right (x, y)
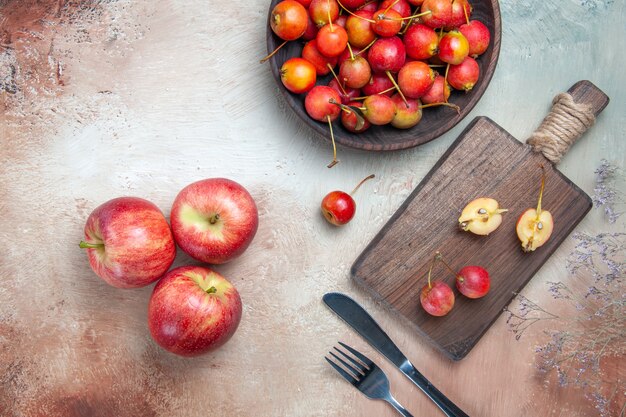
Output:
top-left (265, 1), bottom-right (501, 151)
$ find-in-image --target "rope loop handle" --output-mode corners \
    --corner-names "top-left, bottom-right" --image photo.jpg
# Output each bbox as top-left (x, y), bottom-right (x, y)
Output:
top-left (526, 93), bottom-right (596, 164)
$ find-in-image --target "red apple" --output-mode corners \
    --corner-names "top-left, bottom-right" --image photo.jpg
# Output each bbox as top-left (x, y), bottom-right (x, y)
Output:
top-left (148, 265), bottom-right (242, 356)
top-left (79, 197), bottom-right (176, 288)
top-left (170, 178), bottom-right (259, 264)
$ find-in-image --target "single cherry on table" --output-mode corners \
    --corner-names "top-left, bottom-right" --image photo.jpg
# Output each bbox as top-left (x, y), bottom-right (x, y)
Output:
top-left (321, 174), bottom-right (375, 226)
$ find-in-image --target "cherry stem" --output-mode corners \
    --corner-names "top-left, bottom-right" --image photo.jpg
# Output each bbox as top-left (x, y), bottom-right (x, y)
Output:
top-left (444, 63), bottom-right (450, 92)
top-left (426, 258), bottom-right (435, 289)
top-left (350, 174), bottom-right (375, 196)
top-left (536, 165), bottom-right (546, 217)
top-left (79, 241), bottom-right (104, 249)
top-left (385, 71), bottom-right (408, 107)
top-left (337, 0), bottom-right (376, 22)
top-left (347, 43), bottom-right (355, 61)
top-left (260, 40), bottom-right (288, 63)
top-left (327, 0), bottom-right (334, 32)
top-left (419, 102), bottom-right (460, 115)
top-left (327, 63), bottom-right (347, 95)
top-left (329, 98), bottom-right (354, 114)
top-left (396, 10), bottom-right (431, 21)
top-left (429, 64), bottom-right (446, 68)
top-left (359, 38), bottom-right (378, 55)
top-left (326, 115), bottom-right (339, 168)
top-left (463, 3), bottom-right (470, 25)
top-left (435, 251), bottom-right (458, 278)
top-left (383, 0), bottom-right (400, 15)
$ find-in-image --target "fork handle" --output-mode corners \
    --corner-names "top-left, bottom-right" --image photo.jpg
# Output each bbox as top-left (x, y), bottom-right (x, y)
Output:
top-left (401, 362), bottom-right (469, 417)
top-left (387, 395), bottom-right (414, 417)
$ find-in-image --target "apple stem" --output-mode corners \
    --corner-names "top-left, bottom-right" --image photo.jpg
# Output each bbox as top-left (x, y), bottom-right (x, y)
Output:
top-left (350, 174), bottom-right (375, 196)
top-left (536, 165), bottom-right (546, 217)
top-left (260, 40), bottom-right (287, 64)
top-left (206, 286), bottom-right (217, 294)
top-left (326, 115), bottom-right (339, 168)
top-left (385, 70), bottom-right (408, 107)
top-left (79, 241), bottom-right (104, 249)
top-left (208, 213), bottom-right (220, 224)
top-left (463, 3), bottom-right (470, 25)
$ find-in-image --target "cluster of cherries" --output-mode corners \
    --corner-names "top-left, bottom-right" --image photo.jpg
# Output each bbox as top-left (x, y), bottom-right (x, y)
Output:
top-left (420, 168), bottom-right (555, 316)
top-left (264, 0), bottom-right (491, 167)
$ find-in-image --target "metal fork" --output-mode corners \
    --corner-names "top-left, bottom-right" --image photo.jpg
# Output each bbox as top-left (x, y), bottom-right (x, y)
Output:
top-left (325, 342), bottom-right (414, 417)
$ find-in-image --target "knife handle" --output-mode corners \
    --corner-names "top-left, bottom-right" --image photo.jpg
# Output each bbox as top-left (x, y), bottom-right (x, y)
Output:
top-left (400, 360), bottom-right (469, 417)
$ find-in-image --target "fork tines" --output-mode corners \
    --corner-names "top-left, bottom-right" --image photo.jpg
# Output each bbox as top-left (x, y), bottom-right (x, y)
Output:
top-left (325, 341), bottom-right (373, 383)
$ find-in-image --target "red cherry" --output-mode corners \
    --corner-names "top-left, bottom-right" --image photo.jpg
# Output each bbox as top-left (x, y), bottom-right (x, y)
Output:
top-left (345, 10), bottom-right (376, 48)
top-left (321, 175), bottom-right (375, 226)
top-left (304, 85), bottom-right (342, 122)
top-left (456, 265), bottom-right (490, 298)
top-left (341, 101), bottom-right (371, 133)
top-left (438, 30), bottom-right (469, 65)
top-left (280, 57), bottom-right (317, 94)
top-left (421, 73), bottom-right (450, 104)
top-left (302, 39), bottom-right (338, 75)
top-left (316, 24), bottom-right (349, 57)
top-left (420, 281), bottom-right (455, 316)
top-left (420, 0), bottom-right (453, 29)
top-left (397, 61), bottom-right (435, 99)
top-left (372, 8), bottom-right (403, 37)
top-left (362, 72), bottom-right (395, 96)
top-left (459, 20), bottom-right (491, 57)
top-left (270, 0), bottom-right (309, 40)
top-left (448, 0), bottom-right (472, 29)
top-left (447, 56), bottom-right (480, 92)
top-left (404, 24), bottom-right (439, 60)
top-left (368, 36), bottom-right (406, 73)
top-left (309, 0), bottom-right (339, 26)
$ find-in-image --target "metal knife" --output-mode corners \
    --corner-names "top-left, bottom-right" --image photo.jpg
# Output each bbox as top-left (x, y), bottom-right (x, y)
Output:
top-left (323, 292), bottom-right (469, 417)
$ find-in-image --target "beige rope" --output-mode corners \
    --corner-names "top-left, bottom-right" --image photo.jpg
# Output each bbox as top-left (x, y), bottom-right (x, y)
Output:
top-left (526, 92), bottom-right (596, 164)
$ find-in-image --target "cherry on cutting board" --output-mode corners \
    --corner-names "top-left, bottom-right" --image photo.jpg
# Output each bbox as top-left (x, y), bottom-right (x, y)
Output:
top-left (321, 174), bottom-right (375, 226)
top-left (437, 251), bottom-right (491, 299)
top-left (420, 253), bottom-right (455, 316)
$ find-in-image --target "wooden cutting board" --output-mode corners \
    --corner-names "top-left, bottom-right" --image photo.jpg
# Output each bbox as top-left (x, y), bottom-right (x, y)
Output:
top-left (351, 80), bottom-right (609, 361)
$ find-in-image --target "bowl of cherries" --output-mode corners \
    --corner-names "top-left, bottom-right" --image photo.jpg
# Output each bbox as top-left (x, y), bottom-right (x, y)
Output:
top-left (264, 0), bottom-right (501, 162)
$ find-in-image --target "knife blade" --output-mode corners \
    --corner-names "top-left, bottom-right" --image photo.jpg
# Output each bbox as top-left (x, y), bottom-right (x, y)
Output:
top-left (323, 292), bottom-right (469, 417)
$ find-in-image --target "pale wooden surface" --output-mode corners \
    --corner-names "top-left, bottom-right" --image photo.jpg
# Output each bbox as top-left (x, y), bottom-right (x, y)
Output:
top-left (1, 1), bottom-right (624, 416)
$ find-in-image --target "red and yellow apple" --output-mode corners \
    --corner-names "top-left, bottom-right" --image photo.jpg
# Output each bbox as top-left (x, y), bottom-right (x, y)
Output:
top-left (170, 178), bottom-right (259, 264)
top-left (79, 197), bottom-right (176, 288)
top-left (148, 266), bottom-right (242, 356)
